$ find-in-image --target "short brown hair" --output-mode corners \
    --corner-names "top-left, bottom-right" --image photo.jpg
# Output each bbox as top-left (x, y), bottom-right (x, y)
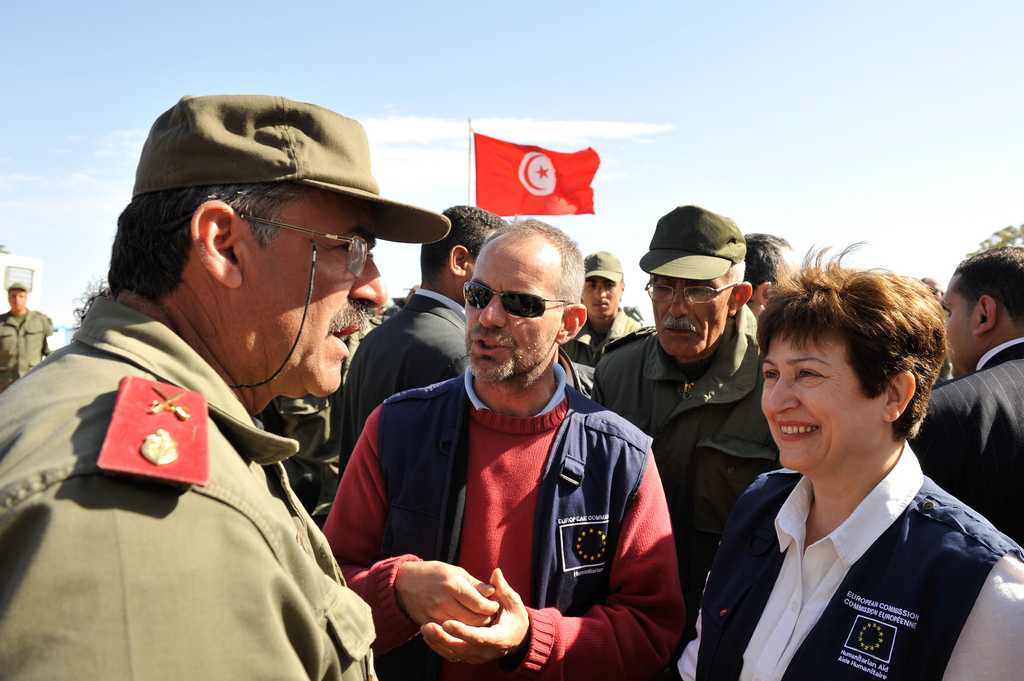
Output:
top-left (757, 250), bottom-right (946, 440)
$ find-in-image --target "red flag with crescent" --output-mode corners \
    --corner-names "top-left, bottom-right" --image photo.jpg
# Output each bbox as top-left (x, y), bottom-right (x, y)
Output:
top-left (474, 133), bottom-right (600, 216)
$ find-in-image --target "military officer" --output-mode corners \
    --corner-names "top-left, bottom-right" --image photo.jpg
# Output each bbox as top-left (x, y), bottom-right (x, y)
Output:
top-left (0, 95), bottom-right (449, 680)
top-left (593, 206), bottom-right (778, 643)
top-left (0, 282), bottom-right (53, 392)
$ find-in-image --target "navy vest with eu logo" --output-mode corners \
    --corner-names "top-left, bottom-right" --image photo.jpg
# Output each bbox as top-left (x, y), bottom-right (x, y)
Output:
top-left (374, 377), bottom-right (651, 680)
top-left (694, 470), bottom-right (1023, 681)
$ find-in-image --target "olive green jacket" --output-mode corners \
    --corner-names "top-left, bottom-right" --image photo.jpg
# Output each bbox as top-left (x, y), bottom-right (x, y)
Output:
top-left (0, 308), bottom-right (53, 392)
top-left (593, 305), bottom-right (778, 639)
top-left (0, 297), bottom-right (373, 680)
top-left (563, 309), bottom-right (639, 368)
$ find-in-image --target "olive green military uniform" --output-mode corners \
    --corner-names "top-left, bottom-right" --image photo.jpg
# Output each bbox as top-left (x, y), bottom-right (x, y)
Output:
top-left (0, 308), bottom-right (53, 392)
top-left (0, 297), bottom-right (373, 680)
top-left (563, 309), bottom-right (639, 367)
top-left (593, 305), bottom-right (777, 640)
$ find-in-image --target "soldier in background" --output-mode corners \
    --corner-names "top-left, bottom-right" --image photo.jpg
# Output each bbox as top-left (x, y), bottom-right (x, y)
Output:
top-left (564, 251), bottom-right (638, 367)
top-left (0, 281), bottom-right (53, 393)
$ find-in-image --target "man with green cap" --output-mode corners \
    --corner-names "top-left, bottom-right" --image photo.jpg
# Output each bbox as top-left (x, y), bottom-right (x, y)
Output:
top-left (0, 282), bottom-right (53, 393)
top-left (593, 205), bottom-right (778, 643)
top-left (0, 95), bottom-right (450, 680)
top-left (564, 250), bottom-right (639, 367)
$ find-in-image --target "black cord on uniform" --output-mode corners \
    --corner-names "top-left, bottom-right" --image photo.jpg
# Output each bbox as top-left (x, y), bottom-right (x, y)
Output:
top-left (228, 240), bottom-right (317, 390)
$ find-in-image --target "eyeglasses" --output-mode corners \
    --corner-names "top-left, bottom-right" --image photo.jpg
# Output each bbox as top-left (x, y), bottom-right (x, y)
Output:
top-left (240, 214), bottom-right (369, 277)
top-left (645, 281), bottom-right (738, 305)
top-left (464, 281), bottom-right (569, 318)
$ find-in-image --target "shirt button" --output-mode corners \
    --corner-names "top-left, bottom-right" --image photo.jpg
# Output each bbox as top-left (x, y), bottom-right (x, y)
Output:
top-left (790, 601), bottom-right (797, 611)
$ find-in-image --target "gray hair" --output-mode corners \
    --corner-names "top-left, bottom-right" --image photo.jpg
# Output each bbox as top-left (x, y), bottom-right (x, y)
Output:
top-left (483, 218), bottom-right (584, 302)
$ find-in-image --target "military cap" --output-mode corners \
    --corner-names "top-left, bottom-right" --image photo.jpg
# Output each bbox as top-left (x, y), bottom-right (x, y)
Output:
top-left (133, 95), bottom-right (449, 244)
top-left (640, 205), bottom-right (746, 280)
top-left (584, 251), bottom-right (624, 283)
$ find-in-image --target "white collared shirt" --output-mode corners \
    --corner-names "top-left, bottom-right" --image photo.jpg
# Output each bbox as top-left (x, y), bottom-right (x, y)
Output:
top-left (977, 336), bottom-right (1024, 371)
top-left (412, 288), bottom-right (467, 324)
top-left (678, 447), bottom-right (1024, 681)
top-left (463, 363), bottom-right (567, 416)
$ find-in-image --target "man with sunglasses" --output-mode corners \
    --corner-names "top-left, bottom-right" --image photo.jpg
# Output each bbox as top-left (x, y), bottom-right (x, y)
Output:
top-left (593, 205), bottom-right (779, 645)
top-left (325, 220), bottom-right (685, 680)
top-left (0, 95), bottom-right (450, 680)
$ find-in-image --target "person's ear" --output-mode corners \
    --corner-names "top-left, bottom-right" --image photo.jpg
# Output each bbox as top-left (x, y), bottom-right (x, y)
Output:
top-left (755, 282), bottom-right (772, 310)
top-left (556, 304), bottom-right (587, 344)
top-left (883, 370), bottom-right (916, 424)
top-left (972, 295), bottom-right (999, 337)
top-left (450, 245), bottom-right (473, 278)
top-left (191, 201), bottom-right (246, 289)
top-left (728, 282), bottom-right (754, 315)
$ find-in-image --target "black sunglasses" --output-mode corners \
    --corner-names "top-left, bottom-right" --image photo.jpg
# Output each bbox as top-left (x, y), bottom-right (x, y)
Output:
top-left (464, 281), bottom-right (569, 318)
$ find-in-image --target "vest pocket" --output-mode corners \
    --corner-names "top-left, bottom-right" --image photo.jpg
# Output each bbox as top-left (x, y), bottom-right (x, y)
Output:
top-left (381, 503), bottom-right (440, 558)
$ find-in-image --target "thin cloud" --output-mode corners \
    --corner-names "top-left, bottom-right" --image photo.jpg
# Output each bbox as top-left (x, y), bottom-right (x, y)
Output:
top-left (362, 115), bottom-right (674, 149)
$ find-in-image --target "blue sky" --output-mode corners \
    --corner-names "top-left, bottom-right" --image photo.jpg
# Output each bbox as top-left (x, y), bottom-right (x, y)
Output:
top-left (2, 0), bottom-right (1022, 327)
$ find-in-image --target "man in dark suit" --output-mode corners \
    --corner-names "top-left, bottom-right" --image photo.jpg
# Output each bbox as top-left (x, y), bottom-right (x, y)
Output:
top-left (337, 206), bottom-right (504, 470)
top-left (913, 246), bottom-right (1024, 545)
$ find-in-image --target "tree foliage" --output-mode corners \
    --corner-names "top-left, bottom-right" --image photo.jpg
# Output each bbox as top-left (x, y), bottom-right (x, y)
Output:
top-left (972, 224), bottom-right (1024, 256)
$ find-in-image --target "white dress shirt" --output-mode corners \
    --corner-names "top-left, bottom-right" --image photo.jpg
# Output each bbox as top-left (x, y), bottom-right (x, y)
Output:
top-left (678, 447), bottom-right (1024, 681)
top-left (977, 336), bottom-right (1024, 371)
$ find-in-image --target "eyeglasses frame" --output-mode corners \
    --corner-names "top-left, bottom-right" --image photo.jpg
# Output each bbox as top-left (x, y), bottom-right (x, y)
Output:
top-left (240, 214), bottom-right (369, 277)
top-left (645, 280), bottom-right (740, 305)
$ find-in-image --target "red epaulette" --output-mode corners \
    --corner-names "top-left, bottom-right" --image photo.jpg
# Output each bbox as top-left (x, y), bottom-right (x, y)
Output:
top-left (97, 376), bottom-right (210, 487)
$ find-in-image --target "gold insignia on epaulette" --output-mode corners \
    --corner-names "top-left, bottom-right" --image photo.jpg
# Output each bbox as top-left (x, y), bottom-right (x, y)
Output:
top-left (149, 387), bottom-right (191, 420)
top-left (141, 428), bottom-right (179, 465)
top-left (98, 376), bottom-right (210, 487)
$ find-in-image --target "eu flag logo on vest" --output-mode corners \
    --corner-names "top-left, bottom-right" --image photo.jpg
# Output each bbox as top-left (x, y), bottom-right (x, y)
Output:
top-left (559, 520), bottom-right (609, 573)
top-left (845, 615), bottom-right (897, 663)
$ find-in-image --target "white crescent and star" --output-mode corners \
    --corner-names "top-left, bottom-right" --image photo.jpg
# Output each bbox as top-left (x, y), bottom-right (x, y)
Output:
top-left (518, 151), bottom-right (557, 196)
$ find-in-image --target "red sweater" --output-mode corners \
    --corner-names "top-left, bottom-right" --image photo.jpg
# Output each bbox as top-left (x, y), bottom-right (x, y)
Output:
top-left (324, 397), bottom-right (685, 680)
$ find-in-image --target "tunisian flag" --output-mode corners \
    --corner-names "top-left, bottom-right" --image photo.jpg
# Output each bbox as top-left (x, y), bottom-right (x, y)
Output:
top-left (474, 133), bottom-right (600, 216)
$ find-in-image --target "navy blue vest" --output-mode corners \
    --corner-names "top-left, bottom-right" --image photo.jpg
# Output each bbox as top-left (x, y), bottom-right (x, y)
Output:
top-left (375, 377), bottom-right (651, 678)
top-left (694, 470), bottom-right (1023, 681)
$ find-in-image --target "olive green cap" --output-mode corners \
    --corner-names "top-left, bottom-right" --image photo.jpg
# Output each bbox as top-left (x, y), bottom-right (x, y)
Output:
top-left (133, 95), bottom-right (450, 244)
top-left (584, 251), bottom-right (624, 282)
top-left (640, 205), bottom-right (745, 280)
top-left (6, 282), bottom-right (30, 292)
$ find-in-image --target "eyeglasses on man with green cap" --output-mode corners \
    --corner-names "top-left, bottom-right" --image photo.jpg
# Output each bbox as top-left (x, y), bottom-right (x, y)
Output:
top-left (240, 215), bottom-right (371, 277)
top-left (645, 281), bottom-right (740, 305)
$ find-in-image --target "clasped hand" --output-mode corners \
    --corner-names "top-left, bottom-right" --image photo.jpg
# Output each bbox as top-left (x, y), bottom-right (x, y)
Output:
top-left (395, 562), bottom-right (529, 665)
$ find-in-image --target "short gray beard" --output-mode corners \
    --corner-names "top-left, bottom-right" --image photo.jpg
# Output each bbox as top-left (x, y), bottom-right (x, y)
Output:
top-left (466, 326), bottom-right (556, 391)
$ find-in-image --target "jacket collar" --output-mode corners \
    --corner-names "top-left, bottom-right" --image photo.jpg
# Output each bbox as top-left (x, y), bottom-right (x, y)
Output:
top-left (75, 297), bottom-right (298, 465)
top-left (644, 305), bottom-right (762, 404)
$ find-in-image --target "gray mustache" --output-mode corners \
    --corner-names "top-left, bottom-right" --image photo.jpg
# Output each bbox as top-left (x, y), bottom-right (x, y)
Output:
top-left (662, 316), bottom-right (699, 333)
top-left (329, 301), bottom-right (373, 335)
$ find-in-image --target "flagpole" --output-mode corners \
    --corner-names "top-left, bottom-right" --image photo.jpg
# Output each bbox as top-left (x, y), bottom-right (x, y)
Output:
top-left (468, 119), bottom-right (473, 206)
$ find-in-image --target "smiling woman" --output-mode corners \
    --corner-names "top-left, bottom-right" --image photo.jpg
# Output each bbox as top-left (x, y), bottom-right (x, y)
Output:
top-left (677, 251), bottom-right (1024, 681)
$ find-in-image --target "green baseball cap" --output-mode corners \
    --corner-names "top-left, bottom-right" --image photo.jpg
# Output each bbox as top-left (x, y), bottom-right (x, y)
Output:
top-left (640, 205), bottom-right (746, 280)
top-left (133, 95), bottom-right (450, 244)
top-left (6, 282), bottom-right (29, 292)
top-left (584, 251), bottom-right (624, 282)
